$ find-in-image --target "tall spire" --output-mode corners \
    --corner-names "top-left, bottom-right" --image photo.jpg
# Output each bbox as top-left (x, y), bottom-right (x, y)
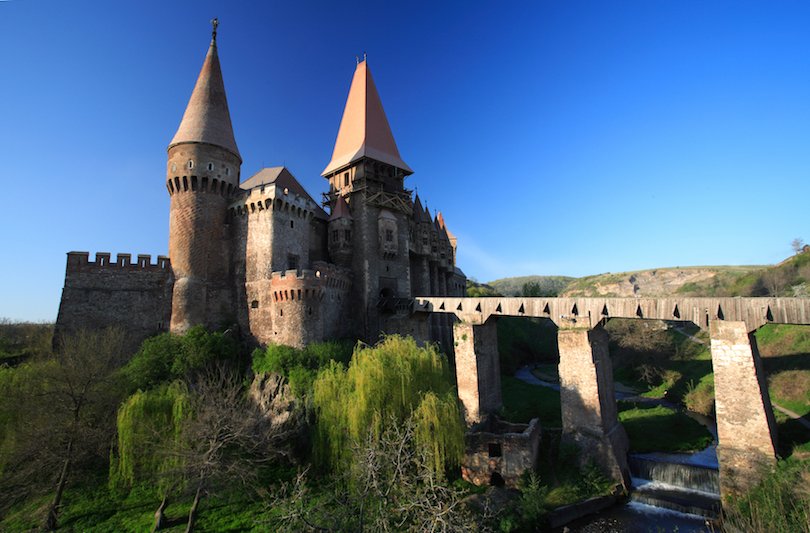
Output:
top-left (169, 21), bottom-right (240, 159)
top-left (322, 58), bottom-right (411, 176)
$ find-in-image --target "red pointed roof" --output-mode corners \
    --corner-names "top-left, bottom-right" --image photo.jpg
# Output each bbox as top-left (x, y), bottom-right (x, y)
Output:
top-left (330, 195), bottom-right (352, 221)
top-left (437, 212), bottom-right (456, 241)
top-left (169, 35), bottom-right (240, 159)
top-left (322, 59), bottom-right (412, 176)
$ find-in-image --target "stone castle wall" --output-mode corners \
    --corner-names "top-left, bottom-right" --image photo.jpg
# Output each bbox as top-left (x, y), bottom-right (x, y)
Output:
top-left (55, 252), bottom-right (173, 353)
top-left (261, 262), bottom-right (352, 347)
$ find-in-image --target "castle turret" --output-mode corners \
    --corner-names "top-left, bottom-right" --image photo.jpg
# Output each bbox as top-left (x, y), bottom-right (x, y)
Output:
top-left (322, 58), bottom-right (413, 340)
top-left (166, 20), bottom-right (241, 332)
top-left (328, 195), bottom-right (353, 267)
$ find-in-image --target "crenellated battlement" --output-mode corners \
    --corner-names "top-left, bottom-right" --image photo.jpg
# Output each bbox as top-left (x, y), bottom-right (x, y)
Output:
top-left (269, 261), bottom-right (351, 295)
top-left (228, 182), bottom-right (323, 220)
top-left (66, 251), bottom-right (171, 273)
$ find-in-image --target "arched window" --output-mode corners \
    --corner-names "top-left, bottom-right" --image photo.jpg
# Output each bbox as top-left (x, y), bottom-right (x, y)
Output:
top-left (187, 160), bottom-right (194, 170)
top-left (208, 162), bottom-right (214, 171)
top-left (225, 167), bottom-right (231, 176)
top-left (171, 163), bottom-right (177, 172)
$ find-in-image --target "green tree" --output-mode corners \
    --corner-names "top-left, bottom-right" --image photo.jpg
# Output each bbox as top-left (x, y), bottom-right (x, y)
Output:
top-left (0, 328), bottom-right (128, 530)
top-left (312, 335), bottom-right (464, 479)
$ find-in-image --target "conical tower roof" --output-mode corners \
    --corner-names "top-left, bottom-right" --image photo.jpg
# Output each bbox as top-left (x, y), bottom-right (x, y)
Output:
top-left (421, 202), bottom-right (434, 223)
top-left (322, 59), bottom-right (412, 176)
top-left (413, 194), bottom-right (424, 219)
top-left (330, 195), bottom-right (352, 221)
top-left (169, 28), bottom-right (240, 159)
top-left (437, 211), bottom-right (456, 240)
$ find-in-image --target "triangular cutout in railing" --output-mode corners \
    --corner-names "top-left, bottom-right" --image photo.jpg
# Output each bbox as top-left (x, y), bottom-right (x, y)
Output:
top-left (636, 304), bottom-right (644, 318)
top-left (673, 304), bottom-right (680, 319)
top-left (543, 303), bottom-right (551, 315)
top-left (766, 306), bottom-right (774, 322)
top-left (518, 303), bottom-right (525, 314)
top-left (495, 303), bottom-right (502, 313)
top-left (601, 304), bottom-right (609, 317)
top-left (717, 304), bottom-right (724, 321)
top-left (571, 303), bottom-right (579, 316)
top-left (456, 303), bottom-right (463, 312)
top-left (475, 302), bottom-right (482, 312)
top-left (439, 302), bottom-right (445, 310)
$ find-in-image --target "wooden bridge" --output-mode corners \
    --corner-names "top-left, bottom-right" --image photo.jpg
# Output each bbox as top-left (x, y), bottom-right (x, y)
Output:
top-left (414, 296), bottom-right (810, 498)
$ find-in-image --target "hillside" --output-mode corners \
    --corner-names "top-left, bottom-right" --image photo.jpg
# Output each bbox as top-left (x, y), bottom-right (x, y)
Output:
top-left (561, 265), bottom-right (764, 298)
top-left (487, 275), bottom-right (575, 297)
top-left (480, 249), bottom-right (810, 298)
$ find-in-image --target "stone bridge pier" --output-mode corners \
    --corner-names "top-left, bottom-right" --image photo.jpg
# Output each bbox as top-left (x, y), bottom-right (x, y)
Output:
top-left (416, 297), bottom-right (803, 498)
top-left (452, 315), bottom-right (631, 489)
top-left (556, 321), bottom-right (630, 487)
top-left (709, 320), bottom-right (778, 496)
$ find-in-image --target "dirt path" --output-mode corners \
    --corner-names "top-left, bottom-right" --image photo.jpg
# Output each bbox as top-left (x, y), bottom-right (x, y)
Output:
top-left (772, 403), bottom-right (810, 430)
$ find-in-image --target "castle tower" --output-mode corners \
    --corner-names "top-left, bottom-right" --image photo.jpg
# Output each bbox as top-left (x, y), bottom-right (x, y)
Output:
top-left (166, 20), bottom-right (241, 333)
top-left (322, 58), bottom-right (413, 340)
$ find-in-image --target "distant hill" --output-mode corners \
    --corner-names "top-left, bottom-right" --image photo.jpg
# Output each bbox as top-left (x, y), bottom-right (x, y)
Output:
top-left (477, 250), bottom-right (810, 298)
top-left (487, 276), bottom-right (575, 297)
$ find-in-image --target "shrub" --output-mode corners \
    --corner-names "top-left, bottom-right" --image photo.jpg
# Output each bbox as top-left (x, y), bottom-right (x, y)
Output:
top-left (251, 340), bottom-right (353, 398)
top-left (684, 376), bottom-right (715, 417)
top-left (125, 326), bottom-right (239, 390)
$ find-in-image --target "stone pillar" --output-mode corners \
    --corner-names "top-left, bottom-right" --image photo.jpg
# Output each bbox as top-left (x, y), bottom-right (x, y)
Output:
top-left (710, 320), bottom-right (778, 498)
top-left (557, 324), bottom-right (630, 488)
top-left (453, 318), bottom-right (502, 425)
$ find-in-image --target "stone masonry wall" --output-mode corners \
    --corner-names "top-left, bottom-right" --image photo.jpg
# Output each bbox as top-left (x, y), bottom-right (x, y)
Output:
top-left (55, 252), bottom-right (173, 354)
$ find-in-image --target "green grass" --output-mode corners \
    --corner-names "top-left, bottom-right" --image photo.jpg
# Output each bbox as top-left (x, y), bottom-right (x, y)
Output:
top-left (757, 323), bottom-right (810, 357)
top-left (500, 376), bottom-right (562, 427)
top-left (723, 455), bottom-right (810, 533)
top-left (617, 402), bottom-right (713, 453)
top-left (0, 480), bottom-right (279, 532)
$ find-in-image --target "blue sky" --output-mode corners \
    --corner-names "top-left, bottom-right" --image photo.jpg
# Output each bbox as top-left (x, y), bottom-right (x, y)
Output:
top-left (1, 1), bottom-right (809, 321)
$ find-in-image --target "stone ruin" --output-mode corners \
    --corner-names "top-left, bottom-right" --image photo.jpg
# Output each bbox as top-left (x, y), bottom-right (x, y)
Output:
top-left (461, 415), bottom-right (541, 488)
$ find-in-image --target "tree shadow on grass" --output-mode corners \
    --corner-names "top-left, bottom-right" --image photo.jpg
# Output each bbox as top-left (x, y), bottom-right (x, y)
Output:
top-left (762, 352), bottom-right (810, 374)
top-left (777, 418), bottom-right (810, 458)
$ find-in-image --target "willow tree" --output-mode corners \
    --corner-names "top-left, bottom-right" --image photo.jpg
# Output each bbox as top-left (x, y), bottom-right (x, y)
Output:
top-left (312, 335), bottom-right (464, 479)
top-left (110, 380), bottom-right (190, 528)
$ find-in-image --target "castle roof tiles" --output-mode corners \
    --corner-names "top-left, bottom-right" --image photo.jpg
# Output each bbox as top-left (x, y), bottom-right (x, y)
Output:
top-left (329, 195), bottom-right (352, 221)
top-left (169, 38), bottom-right (241, 159)
top-left (241, 167), bottom-right (328, 219)
top-left (322, 60), bottom-right (412, 176)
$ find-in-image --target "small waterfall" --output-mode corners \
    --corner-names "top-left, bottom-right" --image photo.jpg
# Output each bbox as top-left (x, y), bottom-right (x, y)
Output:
top-left (629, 456), bottom-right (719, 495)
top-left (629, 455), bottom-right (721, 519)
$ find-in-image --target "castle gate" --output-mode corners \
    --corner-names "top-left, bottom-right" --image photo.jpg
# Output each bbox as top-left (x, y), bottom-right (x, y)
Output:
top-left (415, 296), bottom-right (810, 498)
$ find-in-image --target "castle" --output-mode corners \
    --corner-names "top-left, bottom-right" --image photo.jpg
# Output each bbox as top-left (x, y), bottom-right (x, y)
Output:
top-left (55, 24), bottom-right (465, 351)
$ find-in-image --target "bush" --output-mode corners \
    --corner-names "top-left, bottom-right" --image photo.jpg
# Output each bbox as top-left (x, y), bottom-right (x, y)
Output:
top-left (251, 340), bottom-right (353, 398)
top-left (124, 326), bottom-right (240, 390)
